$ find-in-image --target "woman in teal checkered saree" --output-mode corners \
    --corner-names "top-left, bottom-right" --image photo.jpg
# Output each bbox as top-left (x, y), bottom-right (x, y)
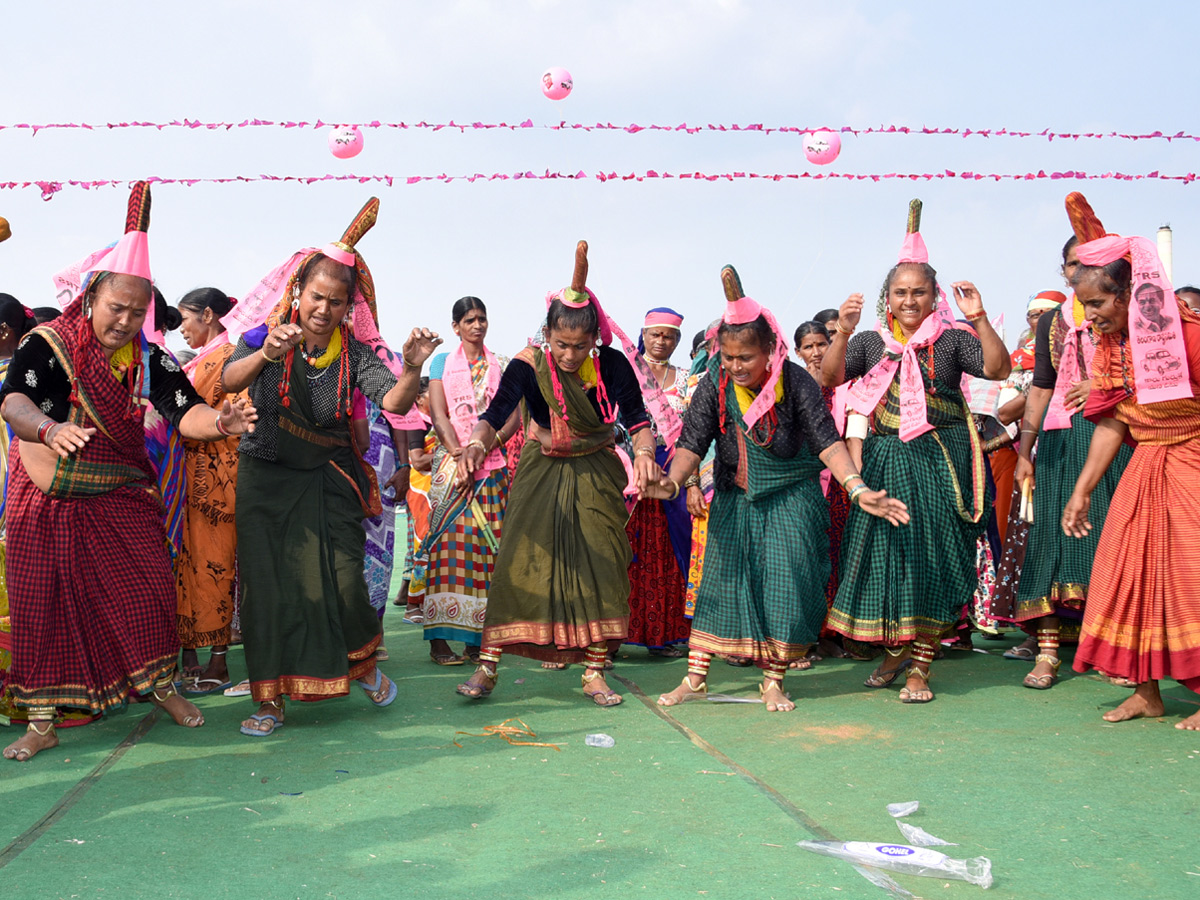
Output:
top-left (819, 201), bottom-right (1012, 703)
top-left (650, 266), bottom-right (908, 713)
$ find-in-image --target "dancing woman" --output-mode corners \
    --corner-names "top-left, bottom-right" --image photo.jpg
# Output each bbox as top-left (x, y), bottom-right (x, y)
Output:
top-left (651, 268), bottom-right (908, 712)
top-left (454, 242), bottom-right (661, 707)
top-left (1062, 228), bottom-right (1200, 730)
top-left (1, 184), bottom-right (257, 762)
top-left (222, 198), bottom-right (440, 736)
top-left (821, 200), bottom-right (1011, 703)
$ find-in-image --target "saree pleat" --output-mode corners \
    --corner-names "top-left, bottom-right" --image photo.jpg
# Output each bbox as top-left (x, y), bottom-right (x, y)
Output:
top-left (237, 354), bottom-right (380, 703)
top-left (482, 440), bottom-right (630, 663)
top-left (1009, 412), bottom-right (1131, 622)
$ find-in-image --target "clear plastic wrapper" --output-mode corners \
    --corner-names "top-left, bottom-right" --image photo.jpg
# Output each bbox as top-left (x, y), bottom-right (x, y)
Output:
top-left (797, 840), bottom-right (992, 889)
top-left (584, 733), bottom-right (615, 748)
top-left (895, 820), bottom-right (957, 847)
top-left (886, 801), bottom-right (919, 818)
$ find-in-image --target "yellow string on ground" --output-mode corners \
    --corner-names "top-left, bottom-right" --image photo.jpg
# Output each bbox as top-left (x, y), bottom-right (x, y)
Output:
top-left (452, 717), bottom-right (562, 751)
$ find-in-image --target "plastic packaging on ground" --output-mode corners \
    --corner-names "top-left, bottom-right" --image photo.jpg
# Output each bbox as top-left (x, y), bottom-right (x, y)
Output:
top-left (886, 801), bottom-right (919, 818)
top-left (797, 840), bottom-right (993, 889)
top-left (584, 733), bottom-right (615, 748)
top-left (895, 819), bottom-right (958, 847)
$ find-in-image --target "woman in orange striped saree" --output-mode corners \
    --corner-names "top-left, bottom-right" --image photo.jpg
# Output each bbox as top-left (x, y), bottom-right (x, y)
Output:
top-left (1063, 234), bottom-right (1200, 731)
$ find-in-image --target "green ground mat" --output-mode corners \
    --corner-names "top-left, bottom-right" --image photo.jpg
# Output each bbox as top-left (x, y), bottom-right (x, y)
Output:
top-left (3, 576), bottom-right (1199, 898)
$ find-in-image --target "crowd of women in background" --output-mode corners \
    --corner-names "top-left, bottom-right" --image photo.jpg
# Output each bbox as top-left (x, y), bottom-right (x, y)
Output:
top-left (3, 187), bottom-right (1200, 764)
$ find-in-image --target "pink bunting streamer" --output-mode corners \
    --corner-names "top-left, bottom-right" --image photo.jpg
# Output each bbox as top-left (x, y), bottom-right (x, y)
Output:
top-left (0, 169), bottom-right (1196, 200)
top-left (1, 119), bottom-right (1198, 143)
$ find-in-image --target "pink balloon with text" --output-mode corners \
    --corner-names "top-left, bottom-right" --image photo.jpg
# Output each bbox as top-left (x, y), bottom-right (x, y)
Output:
top-left (803, 130), bottom-right (841, 165)
top-left (328, 126), bottom-right (364, 159)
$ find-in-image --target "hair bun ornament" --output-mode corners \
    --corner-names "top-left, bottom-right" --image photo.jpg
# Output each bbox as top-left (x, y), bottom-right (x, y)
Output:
top-left (720, 265), bottom-right (763, 325)
top-left (571, 240), bottom-right (589, 292)
top-left (897, 198), bottom-right (929, 265)
top-left (1065, 192), bottom-right (1107, 245)
top-left (721, 265), bottom-right (744, 303)
top-left (0, 216), bottom-right (11, 243)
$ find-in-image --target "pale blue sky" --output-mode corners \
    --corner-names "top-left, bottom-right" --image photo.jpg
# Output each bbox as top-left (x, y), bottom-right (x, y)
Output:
top-left (1, 1), bottom-right (1197, 356)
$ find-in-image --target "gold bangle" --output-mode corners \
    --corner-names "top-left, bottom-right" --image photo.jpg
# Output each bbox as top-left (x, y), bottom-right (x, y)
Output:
top-left (839, 472), bottom-right (864, 489)
top-left (836, 321), bottom-right (855, 336)
top-left (260, 347), bottom-right (279, 363)
top-left (667, 479), bottom-right (681, 502)
top-left (634, 446), bottom-right (655, 458)
top-left (684, 473), bottom-right (700, 488)
top-left (465, 439), bottom-right (487, 453)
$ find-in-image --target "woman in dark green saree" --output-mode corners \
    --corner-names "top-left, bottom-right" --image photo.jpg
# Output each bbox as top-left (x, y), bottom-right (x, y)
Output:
top-left (222, 199), bottom-right (441, 736)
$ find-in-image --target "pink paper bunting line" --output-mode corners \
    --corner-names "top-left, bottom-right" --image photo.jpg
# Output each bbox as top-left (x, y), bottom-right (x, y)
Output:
top-left (0, 119), bottom-right (1197, 143)
top-left (1, 169), bottom-right (1195, 201)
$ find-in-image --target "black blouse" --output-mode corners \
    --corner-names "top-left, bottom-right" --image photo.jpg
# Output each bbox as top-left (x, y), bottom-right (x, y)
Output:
top-left (676, 360), bottom-right (842, 492)
top-left (1031, 305), bottom-right (1092, 392)
top-left (843, 327), bottom-right (986, 385)
top-left (479, 345), bottom-right (651, 435)
top-left (229, 334), bottom-right (399, 462)
top-left (0, 332), bottom-right (204, 429)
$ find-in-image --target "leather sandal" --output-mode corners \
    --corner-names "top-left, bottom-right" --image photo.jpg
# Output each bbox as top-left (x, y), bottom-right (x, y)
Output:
top-left (1023, 653), bottom-right (1062, 690)
top-left (457, 665), bottom-right (497, 699)
top-left (581, 669), bottom-right (623, 707)
top-left (898, 667), bottom-right (934, 703)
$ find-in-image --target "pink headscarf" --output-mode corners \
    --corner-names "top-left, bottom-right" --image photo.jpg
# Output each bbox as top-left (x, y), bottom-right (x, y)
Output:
top-left (1077, 233), bottom-right (1193, 405)
top-left (707, 267), bottom-right (790, 430)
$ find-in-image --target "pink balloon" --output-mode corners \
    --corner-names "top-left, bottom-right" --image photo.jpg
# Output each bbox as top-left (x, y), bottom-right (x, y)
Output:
top-left (328, 126), bottom-right (364, 159)
top-left (802, 130), bottom-right (841, 165)
top-left (541, 67), bottom-right (573, 101)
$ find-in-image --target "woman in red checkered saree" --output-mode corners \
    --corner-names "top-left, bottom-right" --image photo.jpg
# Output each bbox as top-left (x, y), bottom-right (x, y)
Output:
top-left (1, 183), bottom-right (258, 762)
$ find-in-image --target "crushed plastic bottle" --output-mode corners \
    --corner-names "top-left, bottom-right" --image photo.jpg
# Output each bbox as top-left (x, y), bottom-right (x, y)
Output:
top-left (584, 733), bottom-right (615, 748)
top-left (797, 840), bottom-right (992, 889)
top-left (886, 800), bottom-right (920, 818)
top-left (896, 820), bottom-right (957, 847)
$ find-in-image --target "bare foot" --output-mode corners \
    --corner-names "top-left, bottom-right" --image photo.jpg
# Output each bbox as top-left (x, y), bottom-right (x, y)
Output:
top-left (1176, 709), bottom-right (1200, 731)
top-left (788, 657), bottom-right (814, 670)
top-left (658, 674), bottom-right (707, 707)
top-left (3, 724), bottom-right (58, 761)
top-left (761, 679), bottom-right (795, 712)
top-left (151, 687), bottom-right (205, 727)
top-left (1102, 681), bottom-right (1164, 722)
top-left (541, 661), bottom-right (568, 670)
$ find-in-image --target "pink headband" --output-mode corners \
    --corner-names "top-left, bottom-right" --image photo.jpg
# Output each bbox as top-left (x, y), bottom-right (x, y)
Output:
top-left (724, 295), bottom-right (763, 325)
top-left (644, 310), bottom-right (683, 329)
top-left (1076, 235), bottom-right (1132, 266)
top-left (320, 242), bottom-right (357, 267)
